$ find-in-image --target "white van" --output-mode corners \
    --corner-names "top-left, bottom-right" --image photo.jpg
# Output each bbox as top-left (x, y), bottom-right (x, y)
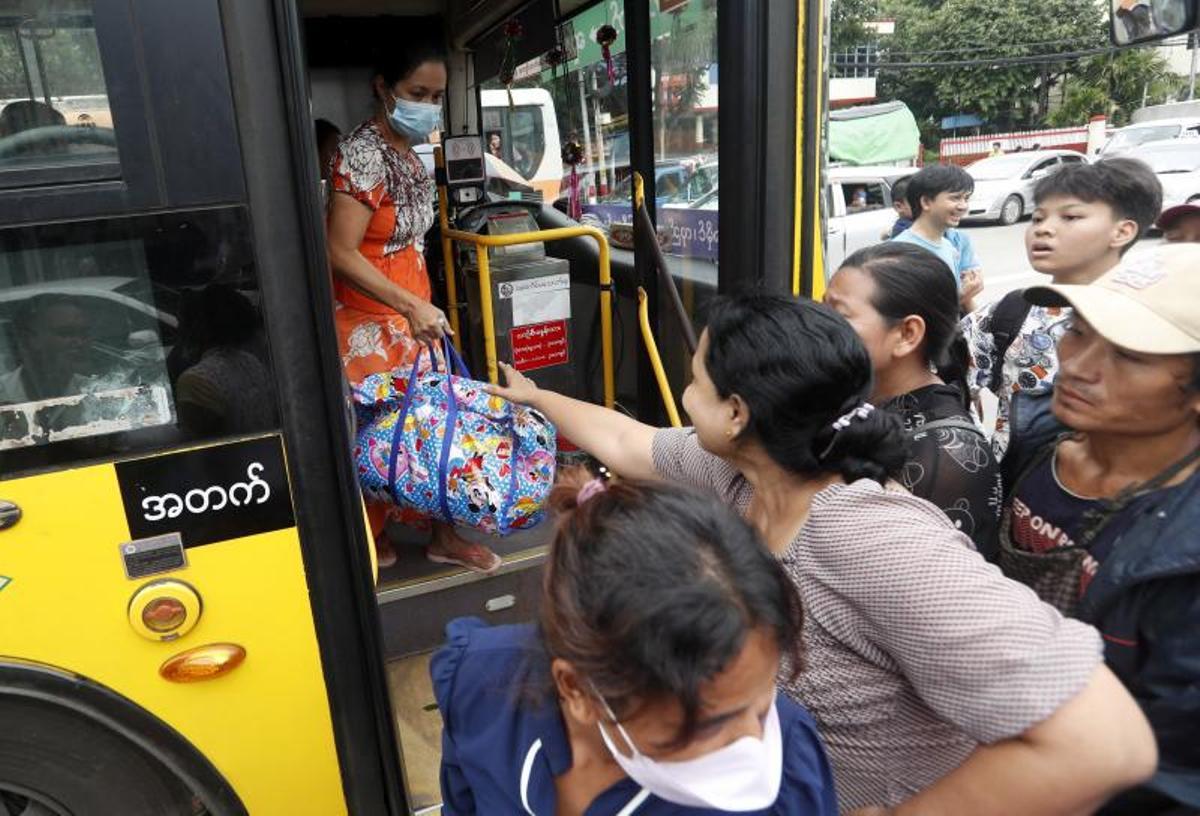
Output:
top-left (481, 88), bottom-right (563, 201)
top-left (1099, 117), bottom-right (1200, 156)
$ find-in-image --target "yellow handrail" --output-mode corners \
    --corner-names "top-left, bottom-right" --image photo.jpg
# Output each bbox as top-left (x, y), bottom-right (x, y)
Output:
top-left (433, 147), bottom-right (615, 409)
top-left (637, 286), bottom-right (681, 428)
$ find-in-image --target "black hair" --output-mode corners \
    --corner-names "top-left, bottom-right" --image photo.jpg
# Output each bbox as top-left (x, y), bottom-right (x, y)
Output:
top-left (178, 284), bottom-right (260, 349)
top-left (314, 118), bottom-right (340, 145)
top-left (840, 243), bottom-right (971, 408)
top-left (905, 164), bottom-right (974, 218)
top-left (540, 475), bottom-right (804, 749)
top-left (1033, 158), bottom-right (1163, 253)
top-left (890, 175), bottom-right (910, 205)
top-left (372, 40), bottom-right (449, 100)
top-left (704, 294), bottom-right (906, 484)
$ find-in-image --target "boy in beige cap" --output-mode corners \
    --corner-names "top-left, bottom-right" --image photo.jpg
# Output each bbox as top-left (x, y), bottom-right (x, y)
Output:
top-left (1000, 243), bottom-right (1200, 815)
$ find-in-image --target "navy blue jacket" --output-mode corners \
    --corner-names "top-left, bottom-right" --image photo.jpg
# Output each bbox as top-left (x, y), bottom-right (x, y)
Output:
top-left (431, 617), bottom-right (838, 816)
top-left (1005, 393), bottom-right (1200, 809)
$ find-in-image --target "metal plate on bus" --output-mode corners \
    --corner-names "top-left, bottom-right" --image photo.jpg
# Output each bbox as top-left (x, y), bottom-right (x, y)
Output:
top-left (120, 533), bottom-right (187, 580)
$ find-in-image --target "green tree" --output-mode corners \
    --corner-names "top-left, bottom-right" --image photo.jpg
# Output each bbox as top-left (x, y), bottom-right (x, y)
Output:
top-left (875, 0), bottom-right (1105, 131)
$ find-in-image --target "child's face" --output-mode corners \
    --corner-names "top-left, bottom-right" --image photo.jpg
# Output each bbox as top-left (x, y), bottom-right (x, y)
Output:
top-left (919, 190), bottom-right (969, 228)
top-left (893, 198), bottom-right (913, 220)
top-left (1026, 195), bottom-right (1134, 281)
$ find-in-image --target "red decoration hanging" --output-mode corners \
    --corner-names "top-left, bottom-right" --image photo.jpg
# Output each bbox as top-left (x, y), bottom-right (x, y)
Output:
top-left (561, 140), bottom-right (584, 221)
top-left (596, 24), bottom-right (618, 84)
top-left (500, 18), bottom-right (524, 107)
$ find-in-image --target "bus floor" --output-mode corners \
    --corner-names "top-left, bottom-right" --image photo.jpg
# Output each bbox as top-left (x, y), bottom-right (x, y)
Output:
top-left (389, 650), bottom-right (444, 815)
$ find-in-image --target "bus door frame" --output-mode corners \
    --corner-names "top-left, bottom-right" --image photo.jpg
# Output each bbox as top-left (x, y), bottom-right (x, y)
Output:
top-left (219, 1), bottom-right (411, 813)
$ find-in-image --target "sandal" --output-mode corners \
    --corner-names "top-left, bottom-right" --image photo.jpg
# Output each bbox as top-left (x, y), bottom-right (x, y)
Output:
top-left (375, 534), bottom-right (398, 569)
top-left (426, 542), bottom-right (502, 574)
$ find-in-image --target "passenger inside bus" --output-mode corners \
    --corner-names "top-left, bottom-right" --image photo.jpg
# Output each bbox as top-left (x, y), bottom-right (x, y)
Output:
top-left (324, 38), bottom-right (500, 574)
top-left (314, 117), bottom-right (341, 183)
top-left (432, 473), bottom-right (837, 815)
top-left (487, 293), bottom-right (1157, 814)
top-left (173, 284), bottom-right (277, 439)
top-left (825, 242), bottom-right (1001, 558)
top-left (0, 294), bottom-right (96, 404)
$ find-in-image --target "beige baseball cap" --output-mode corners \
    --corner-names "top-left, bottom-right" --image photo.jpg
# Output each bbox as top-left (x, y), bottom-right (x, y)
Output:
top-left (1024, 243), bottom-right (1200, 355)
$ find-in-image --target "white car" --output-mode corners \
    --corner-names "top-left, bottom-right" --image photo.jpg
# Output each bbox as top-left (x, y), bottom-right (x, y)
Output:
top-left (825, 165), bottom-right (916, 277)
top-left (1127, 139), bottom-right (1200, 216)
top-left (1100, 118), bottom-right (1200, 157)
top-left (964, 150), bottom-right (1088, 225)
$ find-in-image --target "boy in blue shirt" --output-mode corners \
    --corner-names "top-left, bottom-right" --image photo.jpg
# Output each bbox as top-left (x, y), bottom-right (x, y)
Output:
top-left (893, 164), bottom-right (984, 311)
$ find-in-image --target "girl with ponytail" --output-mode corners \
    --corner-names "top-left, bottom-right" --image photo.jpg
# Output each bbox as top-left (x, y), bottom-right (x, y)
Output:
top-left (488, 293), bottom-right (1152, 815)
top-left (826, 241), bottom-right (1002, 558)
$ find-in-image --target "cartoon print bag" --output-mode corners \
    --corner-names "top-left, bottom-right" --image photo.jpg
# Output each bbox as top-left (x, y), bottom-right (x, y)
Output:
top-left (352, 340), bottom-right (556, 535)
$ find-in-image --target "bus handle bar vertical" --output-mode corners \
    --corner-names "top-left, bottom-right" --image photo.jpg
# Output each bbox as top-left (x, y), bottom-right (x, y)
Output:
top-left (637, 286), bottom-right (682, 427)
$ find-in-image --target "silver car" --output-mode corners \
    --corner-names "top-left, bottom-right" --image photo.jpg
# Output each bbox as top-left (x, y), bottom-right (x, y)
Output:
top-left (964, 150), bottom-right (1089, 225)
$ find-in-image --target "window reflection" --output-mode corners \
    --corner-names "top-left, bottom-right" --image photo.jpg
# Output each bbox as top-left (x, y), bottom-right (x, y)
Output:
top-left (0, 209), bottom-right (279, 477)
top-left (0, 0), bottom-right (118, 172)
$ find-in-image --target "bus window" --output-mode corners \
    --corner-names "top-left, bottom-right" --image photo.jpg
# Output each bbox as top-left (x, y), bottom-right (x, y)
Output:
top-left (0, 1), bottom-right (118, 178)
top-left (0, 207), bottom-right (279, 476)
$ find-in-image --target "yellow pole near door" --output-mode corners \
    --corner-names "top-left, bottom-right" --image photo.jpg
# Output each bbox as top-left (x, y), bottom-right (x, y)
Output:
top-left (637, 286), bottom-right (681, 427)
top-left (474, 246), bottom-right (500, 386)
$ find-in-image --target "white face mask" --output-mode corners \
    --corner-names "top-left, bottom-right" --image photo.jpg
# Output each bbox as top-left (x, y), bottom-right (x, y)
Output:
top-left (595, 696), bottom-right (784, 812)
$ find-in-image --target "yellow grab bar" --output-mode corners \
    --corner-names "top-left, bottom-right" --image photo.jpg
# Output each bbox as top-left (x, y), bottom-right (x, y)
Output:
top-left (637, 286), bottom-right (681, 428)
top-left (433, 146), bottom-right (614, 408)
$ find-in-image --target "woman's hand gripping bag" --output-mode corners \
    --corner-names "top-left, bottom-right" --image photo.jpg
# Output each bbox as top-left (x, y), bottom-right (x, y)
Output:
top-left (352, 342), bottom-right (556, 535)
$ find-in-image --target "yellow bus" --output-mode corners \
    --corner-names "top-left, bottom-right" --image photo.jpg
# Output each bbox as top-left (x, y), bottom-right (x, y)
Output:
top-left (0, 0), bottom-right (1184, 813)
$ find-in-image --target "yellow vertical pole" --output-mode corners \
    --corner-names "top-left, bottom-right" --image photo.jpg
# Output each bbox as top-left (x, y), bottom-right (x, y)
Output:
top-left (637, 287), bottom-right (681, 427)
top-left (433, 147), bottom-right (462, 349)
top-left (476, 247), bottom-right (500, 385)
top-left (599, 238), bottom-right (614, 409)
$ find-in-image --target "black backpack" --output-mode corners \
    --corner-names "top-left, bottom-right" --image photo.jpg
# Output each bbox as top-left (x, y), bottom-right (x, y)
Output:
top-left (984, 289), bottom-right (1033, 393)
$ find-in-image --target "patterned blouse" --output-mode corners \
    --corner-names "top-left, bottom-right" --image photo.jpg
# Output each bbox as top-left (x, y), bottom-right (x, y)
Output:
top-left (652, 428), bottom-right (1103, 811)
top-left (883, 383), bottom-right (1002, 560)
top-left (961, 302), bottom-right (1071, 459)
top-left (329, 120), bottom-right (436, 255)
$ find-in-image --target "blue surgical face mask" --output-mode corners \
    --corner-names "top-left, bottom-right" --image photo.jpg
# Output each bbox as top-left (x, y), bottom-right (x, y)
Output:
top-left (387, 93), bottom-right (442, 143)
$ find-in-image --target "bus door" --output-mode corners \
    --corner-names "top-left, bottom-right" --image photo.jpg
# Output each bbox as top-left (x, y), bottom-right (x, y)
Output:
top-left (0, 1), bottom-right (405, 813)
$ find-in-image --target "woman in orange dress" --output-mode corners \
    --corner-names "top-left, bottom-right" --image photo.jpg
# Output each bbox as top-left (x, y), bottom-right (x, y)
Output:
top-left (326, 43), bottom-right (501, 573)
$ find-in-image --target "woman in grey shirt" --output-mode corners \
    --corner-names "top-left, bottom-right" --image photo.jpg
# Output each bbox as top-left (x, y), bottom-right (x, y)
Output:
top-left (488, 293), bottom-right (1155, 814)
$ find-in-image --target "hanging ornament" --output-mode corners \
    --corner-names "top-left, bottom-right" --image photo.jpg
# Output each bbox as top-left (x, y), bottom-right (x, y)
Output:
top-left (596, 24), bottom-right (618, 85)
top-left (500, 18), bottom-right (524, 108)
top-left (544, 46), bottom-right (566, 81)
top-left (562, 140), bottom-right (584, 221)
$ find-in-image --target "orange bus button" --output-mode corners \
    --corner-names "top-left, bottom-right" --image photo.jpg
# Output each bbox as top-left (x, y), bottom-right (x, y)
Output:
top-left (160, 643), bottom-right (246, 683)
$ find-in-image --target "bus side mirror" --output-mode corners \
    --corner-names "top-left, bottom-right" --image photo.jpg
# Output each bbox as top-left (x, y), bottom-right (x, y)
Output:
top-left (1110, 0), bottom-right (1197, 45)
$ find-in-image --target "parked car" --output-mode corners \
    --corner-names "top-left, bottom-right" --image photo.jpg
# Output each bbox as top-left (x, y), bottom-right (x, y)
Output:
top-left (962, 149), bottom-right (1088, 226)
top-left (1100, 117), bottom-right (1200, 157)
top-left (1124, 138), bottom-right (1200, 218)
top-left (825, 165), bottom-right (916, 276)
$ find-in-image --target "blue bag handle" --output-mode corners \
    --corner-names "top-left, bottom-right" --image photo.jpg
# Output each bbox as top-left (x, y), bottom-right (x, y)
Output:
top-left (387, 345), bottom-right (429, 505)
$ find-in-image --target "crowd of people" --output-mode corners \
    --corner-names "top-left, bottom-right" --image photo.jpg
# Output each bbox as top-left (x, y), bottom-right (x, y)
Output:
top-left (317, 38), bottom-right (1200, 816)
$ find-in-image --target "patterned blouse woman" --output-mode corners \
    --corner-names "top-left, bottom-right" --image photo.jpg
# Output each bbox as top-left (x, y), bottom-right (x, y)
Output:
top-left (825, 242), bottom-right (1002, 559)
top-left (326, 43), bottom-right (499, 573)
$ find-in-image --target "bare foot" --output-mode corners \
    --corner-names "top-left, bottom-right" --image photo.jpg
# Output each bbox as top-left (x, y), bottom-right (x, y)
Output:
top-left (426, 523), bottom-right (502, 574)
top-left (375, 533), bottom-right (398, 569)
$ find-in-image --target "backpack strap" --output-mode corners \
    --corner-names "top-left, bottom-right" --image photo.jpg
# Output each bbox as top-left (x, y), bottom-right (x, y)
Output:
top-left (906, 417), bottom-right (985, 439)
top-left (986, 289), bottom-right (1034, 393)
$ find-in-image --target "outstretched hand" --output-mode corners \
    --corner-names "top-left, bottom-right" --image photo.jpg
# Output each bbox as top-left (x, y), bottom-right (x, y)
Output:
top-left (485, 362), bottom-right (540, 405)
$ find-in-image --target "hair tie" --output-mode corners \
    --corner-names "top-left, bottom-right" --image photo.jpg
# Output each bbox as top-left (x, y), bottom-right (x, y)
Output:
top-left (576, 478), bottom-right (608, 506)
top-left (818, 402), bottom-right (875, 461)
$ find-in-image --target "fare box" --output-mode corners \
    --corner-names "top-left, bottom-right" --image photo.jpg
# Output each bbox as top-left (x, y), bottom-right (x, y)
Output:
top-left (510, 320), bottom-right (569, 372)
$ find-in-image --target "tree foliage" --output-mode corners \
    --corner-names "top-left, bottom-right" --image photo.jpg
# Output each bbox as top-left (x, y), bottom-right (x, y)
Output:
top-left (831, 0), bottom-right (883, 55)
top-left (874, 0), bottom-right (1106, 131)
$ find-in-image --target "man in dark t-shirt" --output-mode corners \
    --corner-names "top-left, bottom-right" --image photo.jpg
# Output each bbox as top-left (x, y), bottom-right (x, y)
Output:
top-left (1000, 243), bottom-right (1200, 814)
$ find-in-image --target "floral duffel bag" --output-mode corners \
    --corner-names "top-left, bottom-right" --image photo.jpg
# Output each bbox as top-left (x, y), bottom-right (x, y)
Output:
top-left (352, 340), bottom-right (556, 535)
